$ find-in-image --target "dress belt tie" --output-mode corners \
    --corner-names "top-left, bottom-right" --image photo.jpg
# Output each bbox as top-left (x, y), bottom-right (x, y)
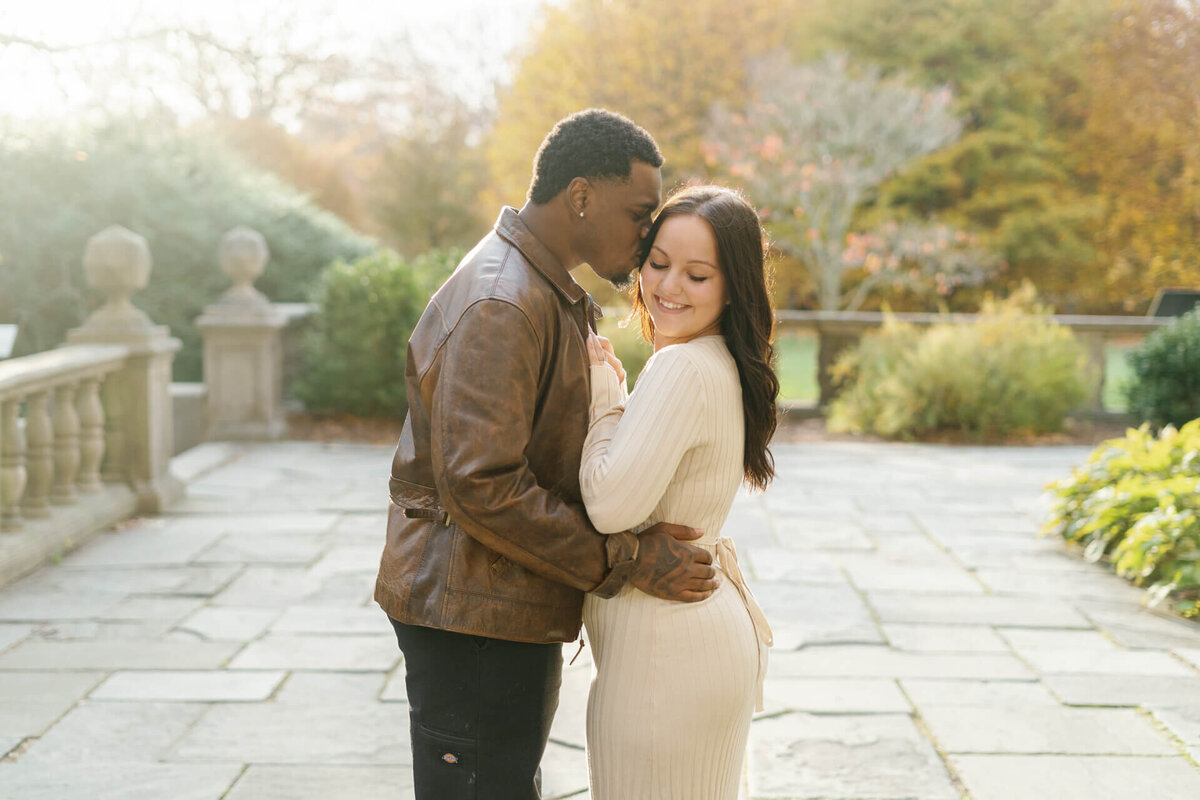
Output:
top-left (715, 537), bottom-right (773, 712)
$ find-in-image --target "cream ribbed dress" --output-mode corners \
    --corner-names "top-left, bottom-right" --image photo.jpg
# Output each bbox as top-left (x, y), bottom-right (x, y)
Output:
top-left (579, 335), bottom-right (771, 800)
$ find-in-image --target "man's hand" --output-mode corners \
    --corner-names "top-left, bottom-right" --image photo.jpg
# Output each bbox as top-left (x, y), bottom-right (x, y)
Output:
top-left (631, 522), bottom-right (720, 602)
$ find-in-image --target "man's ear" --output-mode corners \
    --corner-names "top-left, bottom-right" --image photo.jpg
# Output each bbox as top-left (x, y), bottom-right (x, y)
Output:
top-left (567, 177), bottom-right (591, 218)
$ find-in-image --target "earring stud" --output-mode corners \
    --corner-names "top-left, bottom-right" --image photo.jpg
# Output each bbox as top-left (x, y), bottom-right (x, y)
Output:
top-left (579, 212), bottom-right (584, 218)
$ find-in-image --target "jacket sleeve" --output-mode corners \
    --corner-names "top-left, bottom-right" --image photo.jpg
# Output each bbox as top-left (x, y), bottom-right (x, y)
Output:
top-left (579, 346), bottom-right (705, 533)
top-left (427, 297), bottom-right (612, 592)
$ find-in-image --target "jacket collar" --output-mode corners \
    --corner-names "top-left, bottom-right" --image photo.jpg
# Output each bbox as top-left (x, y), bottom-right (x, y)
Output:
top-left (495, 207), bottom-right (587, 305)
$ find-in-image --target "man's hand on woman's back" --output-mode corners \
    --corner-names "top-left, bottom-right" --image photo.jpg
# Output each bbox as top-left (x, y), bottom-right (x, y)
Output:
top-left (631, 522), bottom-right (720, 602)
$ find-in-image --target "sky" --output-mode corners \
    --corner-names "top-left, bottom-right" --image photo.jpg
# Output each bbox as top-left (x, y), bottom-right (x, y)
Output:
top-left (0, 0), bottom-right (554, 121)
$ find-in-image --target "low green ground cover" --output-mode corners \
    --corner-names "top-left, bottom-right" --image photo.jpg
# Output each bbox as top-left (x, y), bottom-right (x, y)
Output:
top-left (1044, 420), bottom-right (1200, 617)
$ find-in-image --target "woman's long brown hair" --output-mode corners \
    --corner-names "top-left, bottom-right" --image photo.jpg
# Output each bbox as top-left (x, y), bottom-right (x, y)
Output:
top-left (630, 185), bottom-right (779, 490)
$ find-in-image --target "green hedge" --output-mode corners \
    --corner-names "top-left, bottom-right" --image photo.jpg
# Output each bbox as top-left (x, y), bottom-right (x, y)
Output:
top-left (1125, 309), bottom-right (1200, 429)
top-left (1043, 420), bottom-right (1200, 617)
top-left (827, 294), bottom-right (1089, 440)
top-left (293, 249), bottom-right (460, 418)
top-left (0, 120), bottom-right (373, 380)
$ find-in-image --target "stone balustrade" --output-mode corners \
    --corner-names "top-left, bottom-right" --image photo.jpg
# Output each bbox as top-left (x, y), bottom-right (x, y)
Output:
top-left (0, 345), bottom-right (128, 531)
top-left (0, 226), bottom-right (182, 586)
top-left (772, 309), bottom-right (1172, 410)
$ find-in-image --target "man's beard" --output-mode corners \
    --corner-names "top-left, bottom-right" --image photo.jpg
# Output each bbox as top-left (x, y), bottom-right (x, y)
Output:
top-left (607, 269), bottom-right (636, 291)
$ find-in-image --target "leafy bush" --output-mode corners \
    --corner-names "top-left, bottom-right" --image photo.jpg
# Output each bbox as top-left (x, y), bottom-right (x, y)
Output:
top-left (1125, 309), bottom-right (1200, 429)
top-left (827, 292), bottom-right (1089, 440)
top-left (1043, 420), bottom-right (1200, 617)
top-left (0, 120), bottom-right (373, 379)
top-left (294, 249), bottom-right (460, 418)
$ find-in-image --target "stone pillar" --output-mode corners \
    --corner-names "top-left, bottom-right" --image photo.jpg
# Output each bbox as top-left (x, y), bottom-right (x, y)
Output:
top-left (1075, 330), bottom-right (1108, 414)
top-left (66, 225), bottom-right (183, 513)
top-left (816, 326), bottom-right (865, 407)
top-left (196, 227), bottom-right (288, 441)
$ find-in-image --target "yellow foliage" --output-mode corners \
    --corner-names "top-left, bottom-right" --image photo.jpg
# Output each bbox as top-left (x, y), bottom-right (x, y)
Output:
top-left (1075, 0), bottom-right (1200, 309)
top-left (484, 0), bottom-right (801, 208)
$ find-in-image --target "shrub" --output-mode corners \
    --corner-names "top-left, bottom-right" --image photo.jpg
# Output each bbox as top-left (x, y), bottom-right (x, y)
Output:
top-left (1043, 420), bottom-right (1200, 617)
top-left (1125, 309), bottom-right (1200, 429)
top-left (294, 248), bottom-right (460, 418)
top-left (0, 119), bottom-right (373, 380)
top-left (828, 291), bottom-right (1089, 440)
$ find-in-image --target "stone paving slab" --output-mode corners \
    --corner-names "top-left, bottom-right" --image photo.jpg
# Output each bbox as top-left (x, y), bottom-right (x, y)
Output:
top-left (748, 582), bottom-right (883, 648)
top-left (277, 671), bottom-right (389, 705)
top-left (1042, 675), bottom-right (1200, 707)
top-left (951, 754), bottom-right (1200, 800)
top-left (228, 633), bottom-right (399, 671)
top-left (1178, 648), bottom-right (1200, 670)
top-left (867, 591), bottom-right (1091, 627)
top-left (193, 532), bottom-right (328, 565)
top-left (270, 606), bottom-right (390, 634)
top-left (1147, 705), bottom-right (1200, 747)
top-left (741, 546), bottom-right (846, 584)
top-left (0, 671), bottom-right (106, 741)
top-left (920, 705), bottom-right (1177, 754)
top-left (91, 670), bottom-right (287, 702)
top-left (761, 678), bottom-right (912, 714)
top-left (224, 766), bottom-right (415, 800)
top-left (900, 678), bottom-right (1060, 707)
top-left (770, 646), bottom-right (1034, 680)
top-left (16, 564), bottom-right (240, 597)
top-left (1012, 647), bottom-right (1196, 676)
top-left (0, 762), bottom-right (245, 800)
top-left (20, 701), bottom-right (210, 763)
top-left (748, 713), bottom-right (958, 799)
top-left (0, 623), bottom-right (31, 652)
top-left (1078, 603), bottom-right (1200, 649)
top-left (975, 567), bottom-right (1149, 600)
top-left (882, 623), bottom-right (1011, 653)
top-left (173, 606), bottom-right (280, 641)
top-left (169, 702), bottom-right (410, 765)
top-left (0, 639), bottom-right (240, 670)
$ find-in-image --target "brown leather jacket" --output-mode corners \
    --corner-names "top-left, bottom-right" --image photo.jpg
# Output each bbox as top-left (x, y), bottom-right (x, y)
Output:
top-left (374, 208), bottom-right (637, 644)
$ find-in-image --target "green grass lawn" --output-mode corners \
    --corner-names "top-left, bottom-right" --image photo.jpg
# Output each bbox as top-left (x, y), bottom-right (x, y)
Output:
top-left (776, 332), bottom-right (819, 403)
top-left (1104, 344), bottom-right (1134, 412)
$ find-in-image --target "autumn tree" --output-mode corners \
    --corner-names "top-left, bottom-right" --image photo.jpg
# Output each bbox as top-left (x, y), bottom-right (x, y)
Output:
top-left (485, 0), bottom-right (796, 209)
top-left (1075, 0), bottom-right (1200, 310)
top-left (804, 0), bottom-right (1113, 310)
top-left (705, 51), bottom-right (970, 310)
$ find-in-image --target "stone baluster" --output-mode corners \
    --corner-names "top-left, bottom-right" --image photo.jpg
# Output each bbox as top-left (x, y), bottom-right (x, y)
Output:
top-left (66, 226), bottom-right (182, 513)
top-left (21, 391), bottom-right (53, 517)
top-left (52, 383), bottom-right (80, 504)
top-left (0, 398), bottom-right (28, 531)
top-left (76, 377), bottom-right (105, 493)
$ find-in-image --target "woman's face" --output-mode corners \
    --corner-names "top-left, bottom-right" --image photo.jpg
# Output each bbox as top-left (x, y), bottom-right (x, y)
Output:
top-left (638, 213), bottom-right (728, 350)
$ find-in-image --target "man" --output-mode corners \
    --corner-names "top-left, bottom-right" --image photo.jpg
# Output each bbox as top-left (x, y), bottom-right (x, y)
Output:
top-left (374, 109), bottom-right (720, 799)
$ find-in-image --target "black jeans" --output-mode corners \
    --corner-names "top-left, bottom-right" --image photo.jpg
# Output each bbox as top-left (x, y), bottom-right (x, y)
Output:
top-left (389, 617), bottom-right (563, 800)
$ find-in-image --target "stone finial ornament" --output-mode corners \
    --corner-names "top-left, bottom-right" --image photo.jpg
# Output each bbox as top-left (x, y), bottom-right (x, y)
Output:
top-left (216, 226), bottom-right (271, 309)
top-left (81, 225), bottom-right (155, 330)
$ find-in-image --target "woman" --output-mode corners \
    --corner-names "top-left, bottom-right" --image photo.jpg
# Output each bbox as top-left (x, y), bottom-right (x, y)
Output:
top-left (579, 185), bottom-right (779, 799)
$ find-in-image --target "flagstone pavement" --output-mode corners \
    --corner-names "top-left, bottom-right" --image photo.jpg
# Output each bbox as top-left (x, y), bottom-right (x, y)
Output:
top-left (2, 440), bottom-right (1200, 799)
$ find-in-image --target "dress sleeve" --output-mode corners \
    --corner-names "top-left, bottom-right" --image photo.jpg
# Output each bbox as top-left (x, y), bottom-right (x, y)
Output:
top-left (580, 346), bottom-right (705, 533)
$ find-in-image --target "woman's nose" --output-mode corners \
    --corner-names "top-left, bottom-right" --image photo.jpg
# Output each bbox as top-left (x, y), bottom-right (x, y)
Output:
top-left (660, 269), bottom-right (682, 294)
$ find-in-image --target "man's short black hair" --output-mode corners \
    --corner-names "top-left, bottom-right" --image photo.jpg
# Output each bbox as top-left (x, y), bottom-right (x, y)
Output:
top-left (528, 109), bottom-right (663, 204)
